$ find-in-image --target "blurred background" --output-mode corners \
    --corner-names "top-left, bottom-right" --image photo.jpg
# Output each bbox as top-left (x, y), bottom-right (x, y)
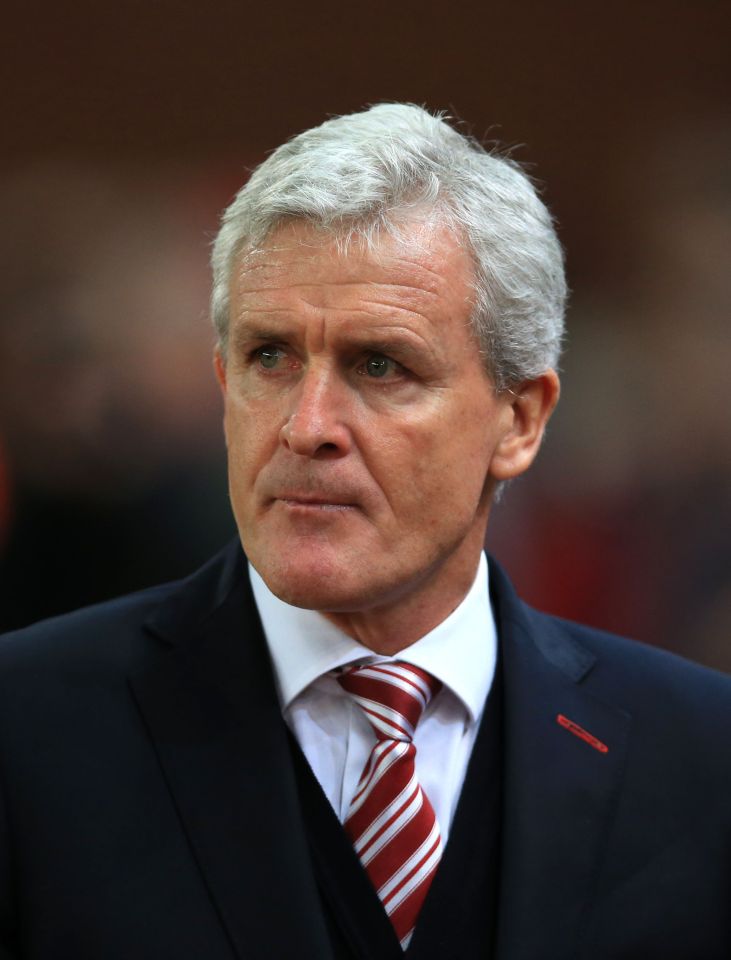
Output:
top-left (1, 0), bottom-right (729, 670)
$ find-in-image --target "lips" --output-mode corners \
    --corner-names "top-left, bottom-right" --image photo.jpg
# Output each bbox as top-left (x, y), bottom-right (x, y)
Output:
top-left (276, 493), bottom-right (357, 508)
top-left (261, 472), bottom-right (364, 510)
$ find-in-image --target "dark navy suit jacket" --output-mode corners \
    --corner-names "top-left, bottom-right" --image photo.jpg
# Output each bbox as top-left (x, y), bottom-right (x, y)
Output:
top-left (0, 540), bottom-right (729, 958)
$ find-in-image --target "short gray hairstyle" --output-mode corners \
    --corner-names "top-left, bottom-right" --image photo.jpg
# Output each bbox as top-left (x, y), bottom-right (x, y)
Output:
top-left (211, 103), bottom-right (566, 390)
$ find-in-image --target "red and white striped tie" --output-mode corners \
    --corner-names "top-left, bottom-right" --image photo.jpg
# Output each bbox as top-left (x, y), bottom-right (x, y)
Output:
top-left (337, 662), bottom-right (443, 950)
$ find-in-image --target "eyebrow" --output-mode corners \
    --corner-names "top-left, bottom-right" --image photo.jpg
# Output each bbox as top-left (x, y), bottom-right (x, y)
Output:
top-left (334, 328), bottom-right (435, 361)
top-left (232, 309), bottom-right (433, 340)
top-left (229, 319), bottom-right (293, 351)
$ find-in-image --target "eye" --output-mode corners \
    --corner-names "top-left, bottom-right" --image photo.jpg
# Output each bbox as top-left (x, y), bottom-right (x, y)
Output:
top-left (255, 345), bottom-right (286, 369)
top-left (361, 353), bottom-right (400, 379)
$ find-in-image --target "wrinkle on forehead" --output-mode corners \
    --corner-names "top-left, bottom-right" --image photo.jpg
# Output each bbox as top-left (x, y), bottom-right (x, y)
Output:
top-left (230, 218), bottom-right (476, 321)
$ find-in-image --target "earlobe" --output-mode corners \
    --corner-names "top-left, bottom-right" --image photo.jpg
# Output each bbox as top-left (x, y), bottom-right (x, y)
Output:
top-left (489, 370), bottom-right (560, 481)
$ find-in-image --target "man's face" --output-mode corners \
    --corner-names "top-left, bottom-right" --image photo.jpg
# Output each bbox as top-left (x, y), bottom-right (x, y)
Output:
top-left (218, 219), bottom-right (516, 622)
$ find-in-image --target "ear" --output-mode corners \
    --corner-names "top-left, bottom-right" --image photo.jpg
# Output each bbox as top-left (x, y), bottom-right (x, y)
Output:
top-left (489, 369), bottom-right (560, 481)
top-left (214, 348), bottom-right (227, 393)
top-left (213, 348), bottom-right (230, 448)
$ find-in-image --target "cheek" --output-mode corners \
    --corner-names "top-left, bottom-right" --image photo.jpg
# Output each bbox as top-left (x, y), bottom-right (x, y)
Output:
top-left (431, 404), bottom-right (498, 498)
top-left (224, 398), bottom-right (279, 482)
top-left (375, 409), bottom-right (493, 512)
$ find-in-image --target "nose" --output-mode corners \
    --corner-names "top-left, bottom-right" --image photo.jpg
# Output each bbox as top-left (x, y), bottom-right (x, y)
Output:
top-left (279, 366), bottom-right (351, 459)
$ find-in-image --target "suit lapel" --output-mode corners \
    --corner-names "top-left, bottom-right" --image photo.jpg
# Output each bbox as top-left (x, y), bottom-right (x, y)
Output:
top-left (491, 565), bottom-right (632, 960)
top-left (128, 542), bottom-right (333, 960)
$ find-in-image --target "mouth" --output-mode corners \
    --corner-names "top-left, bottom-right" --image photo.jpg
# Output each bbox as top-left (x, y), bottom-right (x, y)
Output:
top-left (275, 493), bottom-right (358, 511)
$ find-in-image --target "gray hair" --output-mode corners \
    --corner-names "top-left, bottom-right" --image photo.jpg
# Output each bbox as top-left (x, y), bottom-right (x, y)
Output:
top-left (211, 103), bottom-right (566, 390)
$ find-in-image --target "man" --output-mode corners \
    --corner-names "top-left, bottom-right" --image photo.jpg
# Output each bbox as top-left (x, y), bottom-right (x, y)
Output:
top-left (0, 105), bottom-right (729, 959)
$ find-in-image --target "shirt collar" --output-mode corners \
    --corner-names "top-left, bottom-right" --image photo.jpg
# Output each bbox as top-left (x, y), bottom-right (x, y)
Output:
top-left (250, 552), bottom-right (496, 724)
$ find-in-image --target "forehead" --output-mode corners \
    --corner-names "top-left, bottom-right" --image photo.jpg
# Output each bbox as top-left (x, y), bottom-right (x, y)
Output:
top-left (230, 219), bottom-right (476, 318)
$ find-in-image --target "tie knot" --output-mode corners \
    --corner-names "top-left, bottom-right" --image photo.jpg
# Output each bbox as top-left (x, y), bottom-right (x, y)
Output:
top-left (337, 662), bottom-right (442, 742)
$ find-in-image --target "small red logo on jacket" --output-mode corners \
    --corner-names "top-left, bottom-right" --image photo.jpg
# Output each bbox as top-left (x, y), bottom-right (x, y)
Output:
top-left (556, 714), bottom-right (608, 753)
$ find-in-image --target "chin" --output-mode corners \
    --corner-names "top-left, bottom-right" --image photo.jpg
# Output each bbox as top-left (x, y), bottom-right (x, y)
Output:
top-left (267, 572), bottom-right (370, 613)
top-left (248, 546), bottom-right (367, 612)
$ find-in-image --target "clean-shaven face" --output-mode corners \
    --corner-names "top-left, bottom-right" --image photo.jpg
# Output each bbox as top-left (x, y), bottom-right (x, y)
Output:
top-left (218, 219), bottom-right (515, 624)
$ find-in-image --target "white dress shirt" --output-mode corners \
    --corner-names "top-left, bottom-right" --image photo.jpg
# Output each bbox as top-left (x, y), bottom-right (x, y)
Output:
top-left (250, 553), bottom-right (497, 842)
